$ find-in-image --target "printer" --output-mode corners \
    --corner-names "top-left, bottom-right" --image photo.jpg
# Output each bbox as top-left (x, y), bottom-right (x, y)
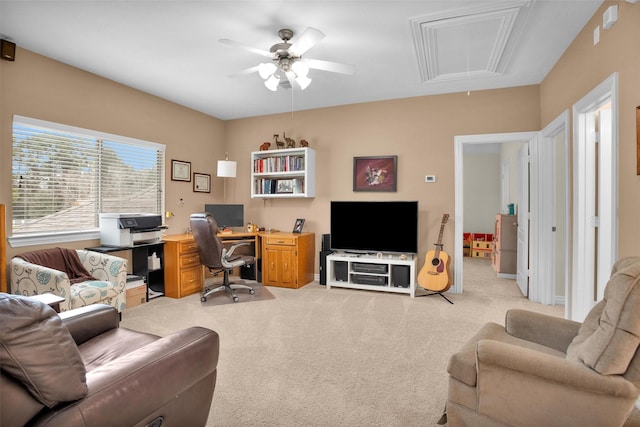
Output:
top-left (99, 213), bottom-right (165, 247)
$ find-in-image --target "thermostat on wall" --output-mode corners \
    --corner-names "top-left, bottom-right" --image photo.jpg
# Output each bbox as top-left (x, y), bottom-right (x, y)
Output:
top-left (425, 175), bottom-right (436, 183)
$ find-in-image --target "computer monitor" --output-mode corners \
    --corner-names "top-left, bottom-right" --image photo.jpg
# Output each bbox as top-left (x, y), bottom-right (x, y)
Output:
top-left (204, 204), bottom-right (244, 229)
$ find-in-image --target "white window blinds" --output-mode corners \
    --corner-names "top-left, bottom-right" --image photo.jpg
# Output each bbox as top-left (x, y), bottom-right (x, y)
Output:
top-left (12, 115), bottom-right (165, 236)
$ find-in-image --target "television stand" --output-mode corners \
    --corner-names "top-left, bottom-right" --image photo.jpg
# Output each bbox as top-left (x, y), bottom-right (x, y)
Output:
top-left (325, 253), bottom-right (416, 297)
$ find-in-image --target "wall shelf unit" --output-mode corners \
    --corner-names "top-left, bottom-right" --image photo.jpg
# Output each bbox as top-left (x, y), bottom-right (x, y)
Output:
top-left (325, 253), bottom-right (416, 297)
top-left (251, 147), bottom-right (315, 198)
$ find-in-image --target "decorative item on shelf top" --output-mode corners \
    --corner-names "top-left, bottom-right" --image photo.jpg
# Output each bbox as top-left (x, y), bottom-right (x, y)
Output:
top-left (284, 132), bottom-right (296, 148)
top-left (274, 134), bottom-right (284, 149)
top-left (299, 139), bottom-right (309, 147)
top-left (259, 142), bottom-right (271, 151)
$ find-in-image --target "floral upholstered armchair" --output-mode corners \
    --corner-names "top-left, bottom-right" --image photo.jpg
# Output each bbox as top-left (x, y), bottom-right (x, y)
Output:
top-left (11, 249), bottom-right (128, 312)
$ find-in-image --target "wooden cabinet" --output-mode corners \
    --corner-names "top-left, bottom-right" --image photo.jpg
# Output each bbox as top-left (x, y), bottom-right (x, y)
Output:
top-left (261, 232), bottom-right (315, 288)
top-left (251, 147), bottom-right (316, 198)
top-left (164, 234), bottom-right (203, 298)
top-left (492, 214), bottom-right (517, 275)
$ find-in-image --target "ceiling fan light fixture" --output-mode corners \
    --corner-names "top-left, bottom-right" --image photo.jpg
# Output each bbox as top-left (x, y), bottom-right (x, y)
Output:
top-left (258, 62), bottom-right (277, 79)
top-left (291, 60), bottom-right (309, 77)
top-left (295, 75), bottom-right (312, 90)
top-left (264, 74), bottom-right (280, 91)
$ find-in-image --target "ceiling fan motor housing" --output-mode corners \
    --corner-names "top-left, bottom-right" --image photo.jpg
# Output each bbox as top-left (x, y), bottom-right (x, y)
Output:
top-left (270, 30), bottom-right (301, 72)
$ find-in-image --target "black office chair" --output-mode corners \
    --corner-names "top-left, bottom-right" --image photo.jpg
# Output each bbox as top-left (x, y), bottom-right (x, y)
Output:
top-left (190, 212), bottom-right (255, 303)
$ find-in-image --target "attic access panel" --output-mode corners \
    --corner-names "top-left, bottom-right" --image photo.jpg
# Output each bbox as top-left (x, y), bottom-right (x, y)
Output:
top-left (411, 1), bottom-right (532, 84)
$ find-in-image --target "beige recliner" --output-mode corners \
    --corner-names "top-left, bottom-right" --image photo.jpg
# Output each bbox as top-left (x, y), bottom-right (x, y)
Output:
top-left (445, 256), bottom-right (640, 427)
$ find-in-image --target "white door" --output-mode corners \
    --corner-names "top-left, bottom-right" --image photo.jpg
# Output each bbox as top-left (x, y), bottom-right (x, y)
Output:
top-left (571, 73), bottom-right (618, 322)
top-left (516, 145), bottom-right (529, 296)
top-left (532, 111), bottom-right (570, 307)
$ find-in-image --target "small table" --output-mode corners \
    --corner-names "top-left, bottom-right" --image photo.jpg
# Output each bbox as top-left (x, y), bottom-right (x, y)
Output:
top-left (29, 294), bottom-right (65, 313)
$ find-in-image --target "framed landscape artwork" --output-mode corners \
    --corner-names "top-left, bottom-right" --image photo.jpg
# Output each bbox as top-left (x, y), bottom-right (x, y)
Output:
top-left (353, 155), bottom-right (397, 192)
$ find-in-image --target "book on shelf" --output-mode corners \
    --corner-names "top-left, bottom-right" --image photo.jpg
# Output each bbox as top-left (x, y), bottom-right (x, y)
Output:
top-left (253, 155), bottom-right (305, 173)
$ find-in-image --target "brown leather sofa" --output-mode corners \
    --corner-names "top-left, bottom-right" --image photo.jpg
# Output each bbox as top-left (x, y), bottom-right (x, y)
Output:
top-left (0, 294), bottom-right (219, 426)
top-left (444, 256), bottom-right (640, 426)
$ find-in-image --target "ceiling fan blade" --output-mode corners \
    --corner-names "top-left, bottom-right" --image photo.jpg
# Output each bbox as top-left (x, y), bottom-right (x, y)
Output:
top-left (290, 27), bottom-right (325, 55)
top-left (229, 65), bottom-right (261, 78)
top-left (306, 58), bottom-right (355, 75)
top-left (219, 38), bottom-right (272, 58)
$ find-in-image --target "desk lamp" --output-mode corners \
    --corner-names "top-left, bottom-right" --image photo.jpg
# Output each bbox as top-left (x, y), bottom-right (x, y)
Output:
top-left (217, 153), bottom-right (237, 202)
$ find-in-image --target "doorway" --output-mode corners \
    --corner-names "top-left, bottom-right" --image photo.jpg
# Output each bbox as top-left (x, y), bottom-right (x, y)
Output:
top-left (571, 73), bottom-right (618, 322)
top-left (453, 132), bottom-right (537, 295)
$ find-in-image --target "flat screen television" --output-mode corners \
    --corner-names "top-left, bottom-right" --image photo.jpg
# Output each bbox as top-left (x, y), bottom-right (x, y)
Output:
top-left (204, 204), bottom-right (244, 229)
top-left (330, 201), bottom-right (418, 254)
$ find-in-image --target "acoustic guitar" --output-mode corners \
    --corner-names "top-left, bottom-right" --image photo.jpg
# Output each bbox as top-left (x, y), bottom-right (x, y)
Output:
top-left (417, 214), bottom-right (451, 292)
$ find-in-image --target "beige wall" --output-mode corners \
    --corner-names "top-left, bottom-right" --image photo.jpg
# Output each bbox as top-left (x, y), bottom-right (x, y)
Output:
top-left (540, 0), bottom-right (640, 258)
top-left (0, 48), bottom-right (226, 260)
top-left (463, 153), bottom-right (501, 234)
top-left (224, 87), bottom-right (541, 267)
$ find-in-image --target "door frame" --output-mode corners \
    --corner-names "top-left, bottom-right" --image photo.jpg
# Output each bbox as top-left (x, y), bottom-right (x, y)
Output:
top-left (454, 131), bottom-right (537, 294)
top-left (536, 111), bottom-right (571, 311)
top-left (571, 72), bottom-right (618, 321)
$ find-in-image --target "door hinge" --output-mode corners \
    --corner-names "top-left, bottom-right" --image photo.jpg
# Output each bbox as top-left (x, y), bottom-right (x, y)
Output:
top-left (591, 216), bottom-right (600, 227)
top-left (593, 131), bottom-right (600, 143)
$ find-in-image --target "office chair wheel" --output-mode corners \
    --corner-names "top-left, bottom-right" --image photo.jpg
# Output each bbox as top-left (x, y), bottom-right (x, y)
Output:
top-left (233, 296), bottom-right (239, 303)
top-left (201, 296), bottom-right (207, 302)
top-left (249, 289), bottom-right (255, 295)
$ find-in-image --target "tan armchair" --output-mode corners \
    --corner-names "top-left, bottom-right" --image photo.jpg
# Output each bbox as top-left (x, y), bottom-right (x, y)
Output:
top-left (445, 256), bottom-right (640, 427)
top-left (11, 248), bottom-right (127, 312)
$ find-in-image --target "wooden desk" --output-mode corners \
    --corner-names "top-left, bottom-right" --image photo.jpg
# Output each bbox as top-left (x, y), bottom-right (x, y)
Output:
top-left (164, 232), bottom-right (260, 299)
top-left (260, 232), bottom-right (315, 288)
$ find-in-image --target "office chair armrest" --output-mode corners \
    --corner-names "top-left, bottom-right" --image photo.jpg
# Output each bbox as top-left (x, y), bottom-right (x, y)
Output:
top-left (224, 242), bottom-right (251, 259)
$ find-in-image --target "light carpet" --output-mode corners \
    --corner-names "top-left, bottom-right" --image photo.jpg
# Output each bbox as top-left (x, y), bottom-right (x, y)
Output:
top-left (199, 281), bottom-right (275, 306)
top-left (120, 258), bottom-right (639, 426)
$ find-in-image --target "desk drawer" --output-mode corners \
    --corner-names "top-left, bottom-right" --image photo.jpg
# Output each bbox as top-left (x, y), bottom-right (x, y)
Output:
top-left (180, 267), bottom-right (203, 296)
top-left (265, 236), bottom-right (296, 246)
top-left (180, 240), bottom-right (200, 252)
top-left (180, 252), bottom-right (201, 268)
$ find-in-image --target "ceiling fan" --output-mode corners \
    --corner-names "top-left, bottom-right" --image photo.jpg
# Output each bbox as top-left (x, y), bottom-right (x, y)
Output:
top-left (219, 27), bottom-right (355, 91)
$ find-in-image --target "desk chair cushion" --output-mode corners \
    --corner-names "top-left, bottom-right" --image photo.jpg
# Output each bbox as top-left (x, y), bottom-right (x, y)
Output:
top-left (0, 294), bottom-right (88, 408)
top-left (567, 256), bottom-right (640, 375)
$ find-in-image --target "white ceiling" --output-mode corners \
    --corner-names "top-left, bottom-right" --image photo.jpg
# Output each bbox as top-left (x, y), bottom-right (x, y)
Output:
top-left (0, 1), bottom-right (603, 120)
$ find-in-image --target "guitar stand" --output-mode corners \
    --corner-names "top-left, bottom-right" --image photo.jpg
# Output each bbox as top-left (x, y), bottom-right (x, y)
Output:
top-left (418, 290), bottom-right (454, 304)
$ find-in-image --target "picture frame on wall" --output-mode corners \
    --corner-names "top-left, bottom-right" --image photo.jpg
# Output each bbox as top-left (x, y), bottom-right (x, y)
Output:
top-left (193, 173), bottom-right (211, 193)
top-left (353, 155), bottom-right (397, 192)
top-left (292, 218), bottom-right (305, 233)
top-left (171, 159), bottom-right (191, 182)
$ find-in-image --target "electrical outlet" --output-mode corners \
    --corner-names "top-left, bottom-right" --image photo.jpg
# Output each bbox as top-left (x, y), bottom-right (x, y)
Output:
top-left (424, 175), bottom-right (436, 183)
top-left (593, 26), bottom-right (600, 45)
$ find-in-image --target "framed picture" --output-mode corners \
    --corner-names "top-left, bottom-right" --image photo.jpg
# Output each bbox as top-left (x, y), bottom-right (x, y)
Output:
top-left (171, 159), bottom-right (191, 181)
top-left (293, 218), bottom-right (305, 233)
top-left (276, 179), bottom-right (294, 193)
top-left (193, 173), bottom-right (211, 193)
top-left (353, 155), bottom-right (397, 192)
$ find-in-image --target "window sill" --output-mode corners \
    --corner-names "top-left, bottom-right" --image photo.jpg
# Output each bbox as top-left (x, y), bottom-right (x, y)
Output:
top-left (9, 230), bottom-right (100, 248)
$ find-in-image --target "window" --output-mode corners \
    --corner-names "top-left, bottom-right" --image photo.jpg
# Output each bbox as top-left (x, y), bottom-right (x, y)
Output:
top-left (11, 115), bottom-right (165, 245)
